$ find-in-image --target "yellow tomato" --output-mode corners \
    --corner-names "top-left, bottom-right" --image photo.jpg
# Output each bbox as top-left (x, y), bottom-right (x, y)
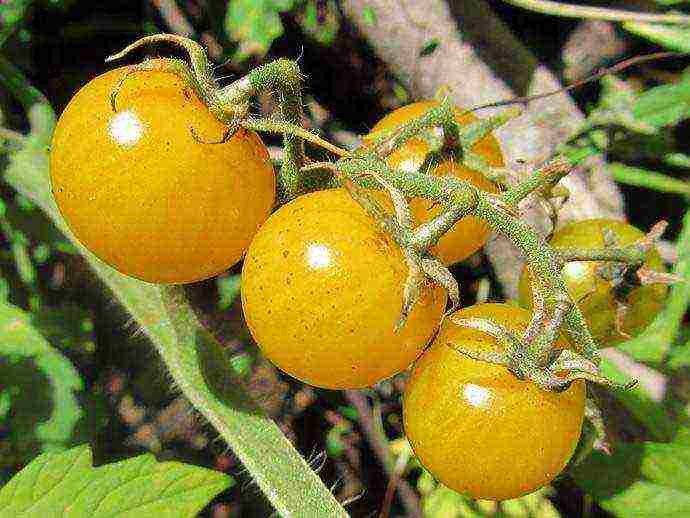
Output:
top-left (50, 64), bottom-right (275, 283)
top-left (518, 219), bottom-right (668, 347)
top-left (366, 101), bottom-right (503, 265)
top-left (241, 188), bottom-right (447, 389)
top-left (404, 303), bottom-right (585, 501)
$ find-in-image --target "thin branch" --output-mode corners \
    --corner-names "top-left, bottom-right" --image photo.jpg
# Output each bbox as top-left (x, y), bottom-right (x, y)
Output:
top-left (468, 51), bottom-right (689, 113)
top-left (344, 390), bottom-right (422, 518)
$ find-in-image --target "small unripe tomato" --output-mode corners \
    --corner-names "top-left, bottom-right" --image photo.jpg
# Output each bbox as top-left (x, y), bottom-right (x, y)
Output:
top-left (241, 188), bottom-right (446, 389)
top-left (518, 219), bottom-right (668, 347)
top-left (50, 64), bottom-right (275, 284)
top-left (365, 101), bottom-right (503, 265)
top-left (403, 303), bottom-right (585, 501)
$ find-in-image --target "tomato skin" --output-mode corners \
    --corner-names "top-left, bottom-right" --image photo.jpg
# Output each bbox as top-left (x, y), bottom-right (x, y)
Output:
top-left (50, 64), bottom-right (275, 284)
top-left (366, 101), bottom-right (503, 265)
top-left (518, 219), bottom-right (668, 347)
top-left (403, 303), bottom-right (585, 501)
top-left (241, 188), bottom-right (446, 389)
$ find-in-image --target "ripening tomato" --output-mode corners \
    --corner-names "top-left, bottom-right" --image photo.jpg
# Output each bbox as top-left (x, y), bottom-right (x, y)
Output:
top-left (365, 101), bottom-right (503, 265)
top-left (518, 219), bottom-right (668, 347)
top-left (50, 64), bottom-right (275, 283)
top-left (403, 303), bottom-right (585, 501)
top-left (241, 188), bottom-right (447, 389)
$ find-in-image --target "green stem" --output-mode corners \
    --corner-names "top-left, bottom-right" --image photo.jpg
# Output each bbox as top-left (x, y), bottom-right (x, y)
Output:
top-left (610, 163), bottom-right (690, 197)
top-left (222, 59), bottom-right (307, 201)
top-left (339, 149), bottom-right (601, 364)
top-left (473, 195), bottom-right (600, 361)
top-left (556, 246), bottom-right (646, 265)
top-left (502, 156), bottom-right (572, 206)
top-left (242, 118), bottom-right (349, 157)
top-left (159, 287), bottom-right (348, 517)
top-left (503, 0), bottom-right (690, 24)
top-left (410, 206), bottom-right (469, 250)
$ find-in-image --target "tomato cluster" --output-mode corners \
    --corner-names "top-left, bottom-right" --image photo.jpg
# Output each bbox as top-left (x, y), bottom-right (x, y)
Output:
top-left (50, 65), bottom-right (669, 502)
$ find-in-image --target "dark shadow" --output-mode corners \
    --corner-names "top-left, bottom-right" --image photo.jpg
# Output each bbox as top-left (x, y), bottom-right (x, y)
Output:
top-left (448, 0), bottom-right (543, 96)
top-left (570, 443), bottom-right (645, 499)
top-left (195, 328), bottom-right (264, 417)
top-left (0, 356), bottom-right (54, 465)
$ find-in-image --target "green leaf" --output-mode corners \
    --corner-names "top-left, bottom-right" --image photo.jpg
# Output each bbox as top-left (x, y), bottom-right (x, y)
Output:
top-left (599, 358), bottom-right (678, 441)
top-left (0, 301), bottom-right (83, 463)
top-left (610, 163), bottom-right (690, 196)
top-left (325, 421), bottom-right (351, 457)
top-left (421, 484), bottom-right (559, 517)
top-left (668, 338), bottom-right (690, 369)
top-left (619, 210), bottom-right (690, 364)
top-left (573, 442), bottom-right (690, 517)
top-left (225, 0), bottom-right (297, 60)
top-left (632, 73), bottom-right (690, 128)
top-left (624, 21), bottom-right (690, 52)
top-left (0, 445), bottom-right (232, 517)
top-left (665, 153), bottom-right (690, 169)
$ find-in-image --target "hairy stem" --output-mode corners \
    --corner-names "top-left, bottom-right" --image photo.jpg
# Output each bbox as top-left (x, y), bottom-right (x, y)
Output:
top-left (221, 59), bottom-right (307, 201)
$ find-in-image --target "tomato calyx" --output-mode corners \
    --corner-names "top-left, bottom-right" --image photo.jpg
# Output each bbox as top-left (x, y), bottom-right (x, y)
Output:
top-left (558, 219), bottom-right (678, 298)
top-left (105, 34), bottom-right (342, 203)
top-left (364, 98), bottom-right (518, 189)
top-left (106, 34), bottom-right (250, 124)
top-left (448, 313), bottom-right (636, 391)
top-left (338, 172), bottom-right (460, 329)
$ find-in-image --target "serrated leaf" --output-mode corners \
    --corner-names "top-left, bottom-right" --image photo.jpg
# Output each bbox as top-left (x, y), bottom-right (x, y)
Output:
top-left (225, 0), bottom-right (297, 60)
top-left (421, 484), bottom-right (559, 517)
top-left (624, 21), bottom-right (690, 52)
top-left (0, 445), bottom-right (232, 517)
top-left (0, 301), bottom-right (83, 461)
top-left (632, 73), bottom-right (690, 128)
top-left (573, 442), bottom-right (690, 517)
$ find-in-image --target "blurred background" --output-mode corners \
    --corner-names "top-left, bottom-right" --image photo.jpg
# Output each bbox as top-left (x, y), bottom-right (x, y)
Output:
top-left (1, 1), bottom-right (689, 516)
